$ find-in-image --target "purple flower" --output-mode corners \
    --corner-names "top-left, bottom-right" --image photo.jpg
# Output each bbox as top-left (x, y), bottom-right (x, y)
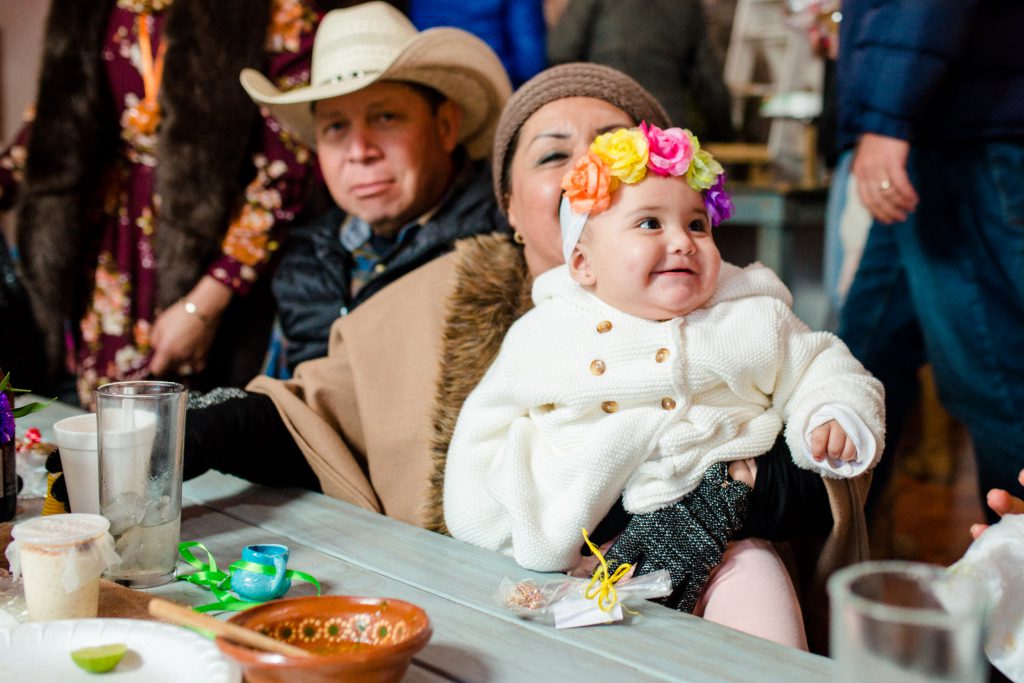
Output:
top-left (0, 392), bottom-right (14, 444)
top-left (704, 173), bottom-right (733, 227)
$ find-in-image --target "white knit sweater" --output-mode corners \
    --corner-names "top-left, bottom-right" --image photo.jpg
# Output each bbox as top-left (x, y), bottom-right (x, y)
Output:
top-left (444, 263), bottom-right (885, 571)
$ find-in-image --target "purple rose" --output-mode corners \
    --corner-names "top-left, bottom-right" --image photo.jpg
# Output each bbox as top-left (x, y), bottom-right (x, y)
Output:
top-left (0, 392), bottom-right (14, 444)
top-left (704, 173), bottom-right (733, 227)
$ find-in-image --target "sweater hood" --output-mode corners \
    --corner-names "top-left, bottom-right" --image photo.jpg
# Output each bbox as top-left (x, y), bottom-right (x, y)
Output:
top-left (708, 261), bottom-right (793, 308)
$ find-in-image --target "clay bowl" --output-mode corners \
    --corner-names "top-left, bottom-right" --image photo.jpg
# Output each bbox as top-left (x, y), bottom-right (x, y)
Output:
top-left (215, 595), bottom-right (432, 683)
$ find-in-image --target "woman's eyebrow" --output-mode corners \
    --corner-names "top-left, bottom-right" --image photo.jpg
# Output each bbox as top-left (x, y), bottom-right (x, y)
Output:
top-left (526, 122), bottom-right (629, 150)
top-left (526, 130), bottom-right (571, 149)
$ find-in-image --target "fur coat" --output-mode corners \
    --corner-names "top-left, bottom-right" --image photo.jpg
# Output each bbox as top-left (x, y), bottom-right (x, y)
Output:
top-left (16, 0), bottom-right (281, 368)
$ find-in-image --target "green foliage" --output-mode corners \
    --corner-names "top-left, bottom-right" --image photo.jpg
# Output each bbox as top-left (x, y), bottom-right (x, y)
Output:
top-left (0, 372), bottom-right (55, 418)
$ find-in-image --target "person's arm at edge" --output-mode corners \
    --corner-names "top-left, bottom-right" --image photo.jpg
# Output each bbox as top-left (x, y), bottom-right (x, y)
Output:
top-left (184, 390), bottom-right (316, 489)
top-left (848, 0), bottom-right (978, 142)
top-left (971, 468), bottom-right (1024, 539)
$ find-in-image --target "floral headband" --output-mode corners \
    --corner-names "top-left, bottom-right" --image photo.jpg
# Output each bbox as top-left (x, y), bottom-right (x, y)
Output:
top-left (558, 122), bottom-right (733, 262)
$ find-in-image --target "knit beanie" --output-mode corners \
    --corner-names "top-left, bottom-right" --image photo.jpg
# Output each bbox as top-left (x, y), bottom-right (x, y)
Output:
top-left (492, 63), bottom-right (671, 212)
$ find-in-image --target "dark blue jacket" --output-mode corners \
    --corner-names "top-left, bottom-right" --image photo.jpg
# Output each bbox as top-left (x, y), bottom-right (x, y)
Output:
top-left (409, 0), bottom-right (546, 87)
top-left (272, 161), bottom-right (509, 370)
top-left (838, 0), bottom-right (1024, 150)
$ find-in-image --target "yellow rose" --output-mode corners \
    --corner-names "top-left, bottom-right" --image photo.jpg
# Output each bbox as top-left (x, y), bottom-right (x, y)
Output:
top-left (590, 128), bottom-right (649, 184)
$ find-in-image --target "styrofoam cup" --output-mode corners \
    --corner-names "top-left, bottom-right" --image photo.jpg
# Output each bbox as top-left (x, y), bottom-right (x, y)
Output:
top-left (52, 414), bottom-right (100, 515)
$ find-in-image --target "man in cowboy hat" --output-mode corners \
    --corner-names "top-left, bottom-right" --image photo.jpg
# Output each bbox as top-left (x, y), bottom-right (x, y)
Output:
top-left (241, 2), bottom-right (512, 369)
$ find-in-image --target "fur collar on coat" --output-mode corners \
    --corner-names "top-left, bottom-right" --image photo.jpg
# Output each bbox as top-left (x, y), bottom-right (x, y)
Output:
top-left (15, 0), bottom-right (272, 369)
top-left (425, 234), bottom-right (532, 534)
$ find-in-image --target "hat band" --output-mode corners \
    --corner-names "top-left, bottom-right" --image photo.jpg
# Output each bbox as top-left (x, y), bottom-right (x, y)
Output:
top-left (316, 69), bottom-right (384, 87)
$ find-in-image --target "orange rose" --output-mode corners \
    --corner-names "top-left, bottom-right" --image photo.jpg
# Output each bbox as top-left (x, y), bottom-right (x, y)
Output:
top-left (560, 151), bottom-right (617, 214)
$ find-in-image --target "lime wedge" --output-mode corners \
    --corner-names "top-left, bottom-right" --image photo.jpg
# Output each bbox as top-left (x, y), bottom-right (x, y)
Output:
top-left (70, 643), bottom-right (128, 673)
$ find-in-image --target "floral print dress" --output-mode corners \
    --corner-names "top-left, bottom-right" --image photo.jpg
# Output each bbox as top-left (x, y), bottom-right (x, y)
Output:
top-left (0, 0), bottom-right (319, 406)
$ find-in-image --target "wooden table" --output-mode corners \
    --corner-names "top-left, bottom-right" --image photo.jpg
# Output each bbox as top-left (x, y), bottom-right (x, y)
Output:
top-left (158, 471), bottom-right (835, 682)
top-left (15, 401), bottom-right (835, 680)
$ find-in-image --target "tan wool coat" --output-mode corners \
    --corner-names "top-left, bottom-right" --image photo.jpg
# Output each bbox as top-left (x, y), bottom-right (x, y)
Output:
top-left (248, 233), bottom-right (871, 653)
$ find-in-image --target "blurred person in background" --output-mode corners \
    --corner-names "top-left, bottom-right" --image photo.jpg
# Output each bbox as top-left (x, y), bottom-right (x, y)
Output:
top-left (409, 0), bottom-right (546, 88)
top-left (548, 0), bottom-right (735, 141)
top-left (836, 0), bottom-right (1024, 519)
top-left (802, 1), bottom-right (873, 327)
top-left (0, 0), bottom-right (373, 407)
top-left (0, 240), bottom-right (46, 390)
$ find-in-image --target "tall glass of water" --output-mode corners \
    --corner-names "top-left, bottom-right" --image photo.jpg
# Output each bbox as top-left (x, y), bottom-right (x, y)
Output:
top-left (828, 560), bottom-right (989, 682)
top-left (96, 381), bottom-right (186, 588)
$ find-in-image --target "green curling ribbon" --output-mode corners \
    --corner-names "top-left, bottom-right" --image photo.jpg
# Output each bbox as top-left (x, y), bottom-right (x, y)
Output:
top-left (176, 541), bottom-right (322, 614)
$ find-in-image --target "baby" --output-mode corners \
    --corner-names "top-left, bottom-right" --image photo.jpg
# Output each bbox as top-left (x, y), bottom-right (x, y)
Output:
top-left (444, 123), bottom-right (884, 615)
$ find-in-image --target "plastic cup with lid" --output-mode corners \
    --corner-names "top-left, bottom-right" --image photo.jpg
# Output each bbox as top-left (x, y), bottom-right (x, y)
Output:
top-left (6, 513), bottom-right (120, 621)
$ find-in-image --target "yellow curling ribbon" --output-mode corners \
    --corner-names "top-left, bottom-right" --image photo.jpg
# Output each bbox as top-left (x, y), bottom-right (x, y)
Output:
top-left (582, 528), bottom-right (637, 614)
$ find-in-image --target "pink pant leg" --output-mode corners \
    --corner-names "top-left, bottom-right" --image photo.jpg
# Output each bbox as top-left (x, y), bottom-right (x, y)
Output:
top-left (694, 538), bottom-right (808, 651)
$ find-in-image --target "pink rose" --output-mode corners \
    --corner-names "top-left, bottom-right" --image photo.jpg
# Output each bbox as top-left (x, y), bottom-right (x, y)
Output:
top-left (641, 122), bottom-right (694, 177)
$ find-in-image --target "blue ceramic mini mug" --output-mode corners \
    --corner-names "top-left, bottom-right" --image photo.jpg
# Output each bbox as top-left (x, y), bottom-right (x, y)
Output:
top-left (230, 544), bottom-right (292, 601)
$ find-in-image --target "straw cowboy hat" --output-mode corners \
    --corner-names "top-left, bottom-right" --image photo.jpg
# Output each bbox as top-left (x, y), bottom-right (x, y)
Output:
top-left (240, 2), bottom-right (512, 159)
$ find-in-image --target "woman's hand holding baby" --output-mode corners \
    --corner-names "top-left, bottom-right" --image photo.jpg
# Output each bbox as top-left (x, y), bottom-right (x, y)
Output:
top-left (809, 420), bottom-right (857, 464)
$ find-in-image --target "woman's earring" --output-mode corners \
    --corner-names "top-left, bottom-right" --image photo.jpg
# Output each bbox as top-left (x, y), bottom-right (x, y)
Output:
top-left (513, 230), bottom-right (525, 245)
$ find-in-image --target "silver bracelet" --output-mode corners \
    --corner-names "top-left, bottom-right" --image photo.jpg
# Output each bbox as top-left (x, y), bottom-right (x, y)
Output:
top-left (187, 387), bottom-right (248, 409)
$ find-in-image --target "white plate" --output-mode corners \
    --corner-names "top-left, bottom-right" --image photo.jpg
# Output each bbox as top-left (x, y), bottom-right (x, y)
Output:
top-left (0, 618), bottom-right (241, 682)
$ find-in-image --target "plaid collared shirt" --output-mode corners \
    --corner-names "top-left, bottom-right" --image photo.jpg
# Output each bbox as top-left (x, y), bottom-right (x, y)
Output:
top-left (339, 153), bottom-right (469, 297)
top-left (340, 214), bottom-right (424, 297)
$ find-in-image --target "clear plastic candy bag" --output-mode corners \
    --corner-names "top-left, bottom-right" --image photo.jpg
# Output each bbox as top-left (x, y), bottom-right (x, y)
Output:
top-left (0, 569), bottom-right (27, 626)
top-left (496, 570), bottom-right (672, 627)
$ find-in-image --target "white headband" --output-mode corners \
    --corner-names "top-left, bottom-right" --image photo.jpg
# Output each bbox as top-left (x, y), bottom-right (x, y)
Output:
top-left (559, 195), bottom-right (589, 264)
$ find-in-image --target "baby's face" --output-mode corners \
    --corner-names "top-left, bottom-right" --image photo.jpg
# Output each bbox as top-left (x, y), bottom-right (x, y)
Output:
top-left (570, 174), bottom-right (721, 320)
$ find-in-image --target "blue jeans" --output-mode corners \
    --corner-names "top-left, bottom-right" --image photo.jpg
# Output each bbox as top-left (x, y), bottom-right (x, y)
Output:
top-left (838, 142), bottom-right (1024, 520)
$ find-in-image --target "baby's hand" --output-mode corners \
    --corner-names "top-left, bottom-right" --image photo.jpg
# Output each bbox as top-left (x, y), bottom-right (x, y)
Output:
top-left (810, 420), bottom-right (857, 464)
